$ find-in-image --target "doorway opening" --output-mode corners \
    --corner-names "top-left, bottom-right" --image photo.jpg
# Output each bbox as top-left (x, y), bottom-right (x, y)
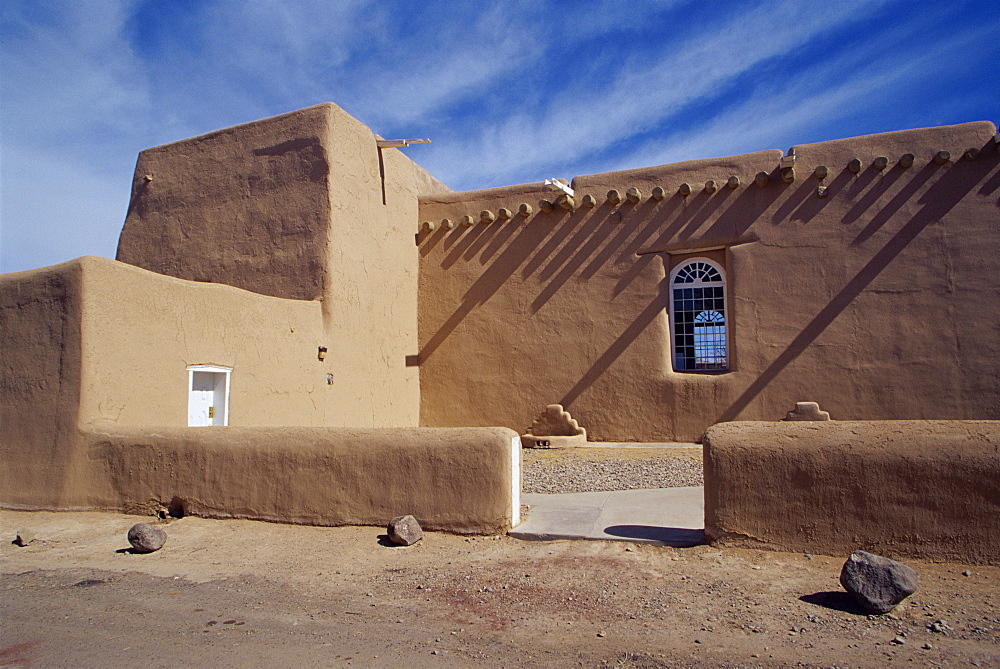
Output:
top-left (187, 365), bottom-right (231, 426)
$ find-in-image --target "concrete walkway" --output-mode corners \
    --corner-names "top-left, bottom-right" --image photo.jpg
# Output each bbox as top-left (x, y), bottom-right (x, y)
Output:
top-left (510, 486), bottom-right (705, 547)
top-left (577, 442), bottom-right (701, 449)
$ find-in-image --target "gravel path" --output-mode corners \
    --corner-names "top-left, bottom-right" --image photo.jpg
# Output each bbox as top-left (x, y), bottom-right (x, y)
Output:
top-left (522, 448), bottom-right (703, 493)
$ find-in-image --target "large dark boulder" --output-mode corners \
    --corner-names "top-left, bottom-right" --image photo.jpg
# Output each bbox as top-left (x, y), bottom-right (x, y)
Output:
top-left (128, 523), bottom-right (167, 553)
top-left (840, 550), bottom-right (918, 614)
top-left (387, 515), bottom-right (423, 546)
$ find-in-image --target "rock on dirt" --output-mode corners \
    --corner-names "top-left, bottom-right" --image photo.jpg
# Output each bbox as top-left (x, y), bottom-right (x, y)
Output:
top-left (127, 523), bottom-right (166, 553)
top-left (840, 550), bottom-right (918, 614)
top-left (3, 510), bottom-right (999, 667)
top-left (14, 529), bottom-right (35, 547)
top-left (387, 515), bottom-right (423, 546)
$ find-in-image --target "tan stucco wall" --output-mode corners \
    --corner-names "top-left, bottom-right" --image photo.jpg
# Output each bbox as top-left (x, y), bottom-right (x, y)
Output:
top-left (317, 118), bottom-right (433, 424)
top-left (2, 423), bottom-right (518, 533)
top-left (76, 256), bottom-right (336, 428)
top-left (417, 123), bottom-right (1000, 441)
top-left (117, 104), bottom-right (334, 301)
top-left (116, 103), bottom-right (446, 426)
top-left (82, 426), bottom-right (518, 534)
top-left (0, 261), bottom-right (89, 508)
top-left (703, 420), bottom-right (1000, 565)
top-left (2, 256), bottom-right (418, 432)
top-left (2, 261), bottom-right (517, 533)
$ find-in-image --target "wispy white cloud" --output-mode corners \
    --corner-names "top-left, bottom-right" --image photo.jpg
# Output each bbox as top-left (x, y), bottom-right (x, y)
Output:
top-left (1, 0), bottom-right (148, 271)
top-left (1, 0), bottom-right (149, 142)
top-left (344, 4), bottom-right (549, 128)
top-left (421, 0), bottom-right (895, 188)
top-left (1, 0), bottom-right (997, 272)
top-left (607, 17), bottom-right (999, 171)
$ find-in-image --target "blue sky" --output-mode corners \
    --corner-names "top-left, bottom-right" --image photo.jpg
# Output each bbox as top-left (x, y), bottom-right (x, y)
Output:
top-left (2, 0), bottom-right (998, 273)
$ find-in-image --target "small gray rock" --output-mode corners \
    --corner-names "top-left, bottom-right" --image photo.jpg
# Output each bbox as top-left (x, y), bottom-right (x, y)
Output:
top-left (14, 529), bottom-right (35, 547)
top-left (127, 523), bottom-right (166, 553)
top-left (387, 515), bottom-right (423, 546)
top-left (840, 550), bottom-right (917, 614)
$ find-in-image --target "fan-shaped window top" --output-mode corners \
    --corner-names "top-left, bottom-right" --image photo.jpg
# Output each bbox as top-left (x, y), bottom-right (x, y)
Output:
top-left (673, 261), bottom-right (722, 284)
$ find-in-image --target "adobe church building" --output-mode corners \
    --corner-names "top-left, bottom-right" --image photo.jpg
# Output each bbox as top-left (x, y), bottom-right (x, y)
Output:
top-left (2, 102), bottom-right (998, 559)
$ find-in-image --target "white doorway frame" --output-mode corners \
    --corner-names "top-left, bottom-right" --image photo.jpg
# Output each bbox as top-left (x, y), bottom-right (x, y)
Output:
top-left (187, 364), bottom-right (232, 427)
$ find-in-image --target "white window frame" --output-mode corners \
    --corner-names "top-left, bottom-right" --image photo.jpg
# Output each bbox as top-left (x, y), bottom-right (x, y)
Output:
top-left (668, 258), bottom-right (729, 373)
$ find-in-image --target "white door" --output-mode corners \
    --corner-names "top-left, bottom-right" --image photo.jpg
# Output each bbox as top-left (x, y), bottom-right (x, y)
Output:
top-left (187, 366), bottom-right (231, 426)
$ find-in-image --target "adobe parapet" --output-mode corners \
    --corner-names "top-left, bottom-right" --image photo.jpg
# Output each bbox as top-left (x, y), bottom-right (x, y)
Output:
top-left (417, 121), bottom-right (997, 242)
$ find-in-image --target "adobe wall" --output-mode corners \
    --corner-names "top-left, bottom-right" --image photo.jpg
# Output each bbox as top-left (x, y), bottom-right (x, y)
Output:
top-left (0, 261), bottom-right (89, 508)
top-left (1, 256), bottom-right (419, 438)
top-left (703, 420), bottom-right (1000, 565)
top-left (2, 421), bottom-right (519, 534)
top-left (82, 426), bottom-right (520, 534)
top-left (116, 103), bottom-right (447, 426)
top-left (2, 262), bottom-right (518, 534)
top-left (117, 104), bottom-right (335, 301)
top-left (416, 123), bottom-right (1000, 441)
top-left (74, 256), bottom-right (344, 428)
top-left (318, 115), bottom-right (443, 423)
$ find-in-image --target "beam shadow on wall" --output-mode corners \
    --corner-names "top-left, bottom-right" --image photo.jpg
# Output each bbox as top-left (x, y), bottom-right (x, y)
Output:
top-left (780, 169), bottom-right (851, 225)
top-left (419, 206), bottom-right (563, 361)
top-left (531, 206), bottom-right (618, 313)
top-left (419, 170), bottom-right (780, 363)
top-left (559, 276), bottom-right (669, 408)
top-left (717, 145), bottom-right (1000, 423)
top-left (439, 217), bottom-right (489, 269)
top-left (535, 206), bottom-right (603, 283)
top-left (480, 216), bottom-right (526, 265)
top-left (578, 197), bottom-right (659, 281)
top-left (851, 161), bottom-right (939, 247)
top-left (614, 176), bottom-right (783, 298)
top-left (840, 163), bottom-right (908, 226)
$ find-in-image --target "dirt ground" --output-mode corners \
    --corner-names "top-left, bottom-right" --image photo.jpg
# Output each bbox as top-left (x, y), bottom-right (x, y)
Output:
top-left (2, 510), bottom-right (997, 668)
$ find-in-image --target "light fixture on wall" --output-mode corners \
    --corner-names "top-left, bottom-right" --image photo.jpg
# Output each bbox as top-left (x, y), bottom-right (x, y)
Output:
top-left (318, 346), bottom-right (328, 361)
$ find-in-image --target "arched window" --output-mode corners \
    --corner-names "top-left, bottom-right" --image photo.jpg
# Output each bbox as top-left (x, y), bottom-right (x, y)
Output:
top-left (669, 259), bottom-right (728, 372)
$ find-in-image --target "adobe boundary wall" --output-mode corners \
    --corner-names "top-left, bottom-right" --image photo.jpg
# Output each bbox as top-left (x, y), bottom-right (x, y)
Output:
top-left (3, 427), bottom-right (521, 535)
top-left (703, 420), bottom-right (1000, 564)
